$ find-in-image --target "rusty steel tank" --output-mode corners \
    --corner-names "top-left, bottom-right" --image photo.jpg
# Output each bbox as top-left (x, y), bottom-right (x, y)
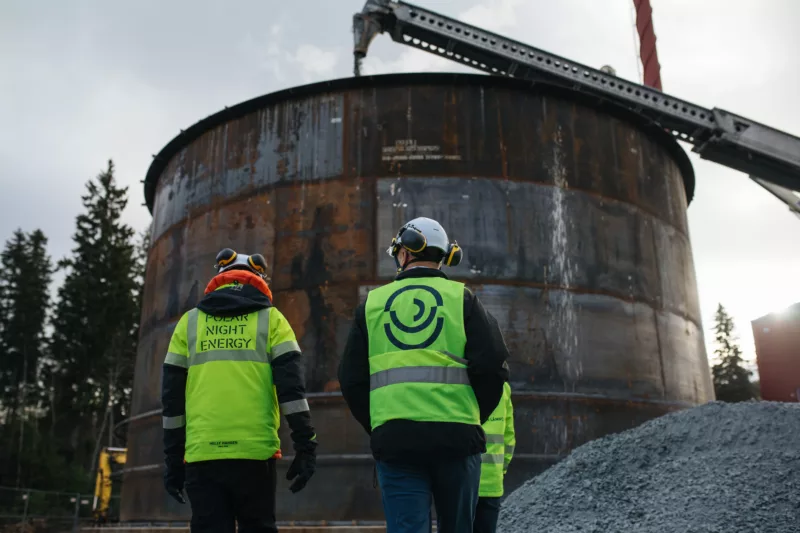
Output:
top-left (121, 72), bottom-right (714, 522)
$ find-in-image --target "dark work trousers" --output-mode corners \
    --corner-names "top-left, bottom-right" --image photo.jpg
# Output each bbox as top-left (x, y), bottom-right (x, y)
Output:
top-left (184, 458), bottom-right (277, 533)
top-left (472, 497), bottom-right (501, 533)
top-left (433, 496), bottom-right (501, 533)
top-left (376, 454), bottom-right (481, 533)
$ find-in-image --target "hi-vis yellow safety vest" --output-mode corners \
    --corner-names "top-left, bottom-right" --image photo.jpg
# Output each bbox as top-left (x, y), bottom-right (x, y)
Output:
top-left (364, 276), bottom-right (481, 431)
top-left (479, 382), bottom-right (515, 497)
top-left (163, 305), bottom-right (300, 463)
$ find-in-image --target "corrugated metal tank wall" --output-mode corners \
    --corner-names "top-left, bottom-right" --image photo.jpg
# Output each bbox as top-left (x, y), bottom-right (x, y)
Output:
top-left (121, 73), bottom-right (714, 522)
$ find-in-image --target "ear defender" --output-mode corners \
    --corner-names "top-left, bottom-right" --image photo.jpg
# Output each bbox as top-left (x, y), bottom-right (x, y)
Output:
top-left (444, 242), bottom-right (463, 267)
top-left (215, 248), bottom-right (237, 269)
top-left (248, 254), bottom-right (268, 275)
top-left (398, 228), bottom-right (427, 254)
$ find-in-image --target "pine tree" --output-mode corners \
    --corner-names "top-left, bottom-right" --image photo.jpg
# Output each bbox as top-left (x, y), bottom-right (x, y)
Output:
top-left (711, 303), bottom-right (757, 402)
top-left (117, 224), bottom-right (151, 430)
top-left (48, 160), bottom-right (140, 472)
top-left (0, 230), bottom-right (28, 418)
top-left (0, 228), bottom-right (53, 486)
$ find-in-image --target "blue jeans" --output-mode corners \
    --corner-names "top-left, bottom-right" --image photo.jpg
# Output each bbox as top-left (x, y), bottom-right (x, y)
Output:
top-left (376, 454), bottom-right (481, 533)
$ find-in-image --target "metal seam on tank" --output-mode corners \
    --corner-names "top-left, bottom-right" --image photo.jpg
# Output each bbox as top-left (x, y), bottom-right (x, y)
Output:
top-left (138, 280), bottom-right (704, 339)
top-left (121, 390), bottom-right (696, 428)
top-left (651, 218), bottom-right (669, 398)
top-left (152, 161), bottom-right (688, 228)
top-left (122, 453), bottom-right (573, 477)
top-left (142, 208), bottom-right (701, 324)
top-left (342, 92), bottom-right (351, 179)
top-left (148, 172), bottom-right (691, 246)
top-left (122, 389), bottom-right (702, 405)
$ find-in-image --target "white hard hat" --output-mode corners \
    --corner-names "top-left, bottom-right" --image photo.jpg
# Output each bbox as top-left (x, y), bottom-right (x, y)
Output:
top-left (386, 217), bottom-right (463, 267)
top-left (213, 248), bottom-right (268, 278)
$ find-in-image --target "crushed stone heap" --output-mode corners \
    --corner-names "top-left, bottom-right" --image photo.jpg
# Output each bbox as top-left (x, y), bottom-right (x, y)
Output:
top-left (499, 401), bottom-right (800, 533)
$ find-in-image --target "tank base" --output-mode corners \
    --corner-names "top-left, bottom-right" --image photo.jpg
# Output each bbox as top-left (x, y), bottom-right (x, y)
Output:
top-left (82, 525), bottom-right (391, 533)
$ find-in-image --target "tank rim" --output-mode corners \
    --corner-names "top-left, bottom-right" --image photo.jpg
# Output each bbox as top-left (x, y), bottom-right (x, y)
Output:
top-left (143, 72), bottom-right (696, 213)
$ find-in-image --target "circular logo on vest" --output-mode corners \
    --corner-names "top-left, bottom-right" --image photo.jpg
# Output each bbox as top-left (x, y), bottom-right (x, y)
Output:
top-left (383, 285), bottom-right (445, 350)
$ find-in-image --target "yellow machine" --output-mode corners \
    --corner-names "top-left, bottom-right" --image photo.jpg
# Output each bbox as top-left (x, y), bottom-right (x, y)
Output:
top-left (92, 446), bottom-right (127, 523)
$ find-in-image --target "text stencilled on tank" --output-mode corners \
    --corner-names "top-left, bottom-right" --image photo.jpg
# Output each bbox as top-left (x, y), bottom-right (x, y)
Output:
top-left (381, 139), bottom-right (462, 162)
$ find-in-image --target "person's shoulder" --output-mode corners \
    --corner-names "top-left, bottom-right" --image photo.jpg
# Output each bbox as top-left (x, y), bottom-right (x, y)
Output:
top-left (266, 306), bottom-right (290, 326)
top-left (175, 308), bottom-right (195, 326)
top-left (461, 284), bottom-right (478, 305)
top-left (354, 300), bottom-right (367, 320)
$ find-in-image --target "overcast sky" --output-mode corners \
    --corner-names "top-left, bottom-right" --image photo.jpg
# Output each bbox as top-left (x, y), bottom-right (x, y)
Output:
top-left (2, 0), bottom-right (798, 374)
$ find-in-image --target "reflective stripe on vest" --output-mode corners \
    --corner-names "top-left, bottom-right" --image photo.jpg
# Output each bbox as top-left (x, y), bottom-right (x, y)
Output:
top-left (162, 415), bottom-right (186, 429)
top-left (164, 352), bottom-right (188, 368)
top-left (184, 307), bottom-right (281, 463)
top-left (364, 277), bottom-right (479, 430)
top-left (370, 364), bottom-right (471, 390)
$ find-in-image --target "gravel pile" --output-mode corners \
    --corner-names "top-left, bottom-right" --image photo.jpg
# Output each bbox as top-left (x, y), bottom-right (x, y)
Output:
top-left (499, 401), bottom-right (800, 533)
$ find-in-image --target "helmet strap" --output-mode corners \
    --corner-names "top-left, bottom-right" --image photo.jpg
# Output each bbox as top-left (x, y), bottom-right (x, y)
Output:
top-left (398, 255), bottom-right (413, 272)
top-left (396, 251), bottom-right (442, 272)
top-left (394, 250), bottom-right (418, 272)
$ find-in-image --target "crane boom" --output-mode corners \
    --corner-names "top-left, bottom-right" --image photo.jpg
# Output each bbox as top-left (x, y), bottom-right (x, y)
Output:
top-left (353, 0), bottom-right (800, 211)
top-left (752, 177), bottom-right (800, 219)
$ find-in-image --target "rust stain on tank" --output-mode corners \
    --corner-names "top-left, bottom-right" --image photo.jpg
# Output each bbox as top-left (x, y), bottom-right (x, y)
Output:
top-left (442, 87), bottom-right (460, 156)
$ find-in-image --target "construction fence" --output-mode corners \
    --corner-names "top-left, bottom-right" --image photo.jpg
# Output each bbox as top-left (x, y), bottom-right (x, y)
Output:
top-left (0, 486), bottom-right (119, 533)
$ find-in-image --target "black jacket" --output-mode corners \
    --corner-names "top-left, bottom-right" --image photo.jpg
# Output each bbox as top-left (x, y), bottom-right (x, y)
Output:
top-left (162, 283), bottom-right (316, 470)
top-left (337, 268), bottom-right (510, 463)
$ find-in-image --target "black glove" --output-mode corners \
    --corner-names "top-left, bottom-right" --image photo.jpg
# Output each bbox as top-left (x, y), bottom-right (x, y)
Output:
top-left (164, 459), bottom-right (186, 504)
top-left (286, 450), bottom-right (316, 493)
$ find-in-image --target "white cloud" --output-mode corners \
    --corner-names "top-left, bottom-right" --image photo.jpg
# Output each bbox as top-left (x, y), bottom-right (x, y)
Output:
top-left (460, 0), bottom-right (524, 32)
top-left (293, 44), bottom-right (340, 81)
top-left (236, 31), bottom-right (341, 85)
top-left (236, 31), bottom-right (286, 82)
top-left (360, 45), bottom-right (464, 76)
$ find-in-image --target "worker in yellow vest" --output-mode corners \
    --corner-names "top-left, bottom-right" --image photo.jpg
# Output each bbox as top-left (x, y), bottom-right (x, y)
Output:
top-left (432, 375), bottom-right (515, 533)
top-left (338, 217), bottom-right (510, 533)
top-left (475, 378), bottom-right (515, 533)
top-left (161, 249), bottom-right (317, 533)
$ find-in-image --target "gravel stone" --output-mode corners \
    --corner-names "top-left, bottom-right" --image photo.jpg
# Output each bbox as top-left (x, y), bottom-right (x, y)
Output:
top-left (499, 401), bottom-right (800, 533)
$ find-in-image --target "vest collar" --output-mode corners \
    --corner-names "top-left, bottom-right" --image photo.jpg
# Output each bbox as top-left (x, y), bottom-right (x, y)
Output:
top-left (395, 267), bottom-right (448, 281)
